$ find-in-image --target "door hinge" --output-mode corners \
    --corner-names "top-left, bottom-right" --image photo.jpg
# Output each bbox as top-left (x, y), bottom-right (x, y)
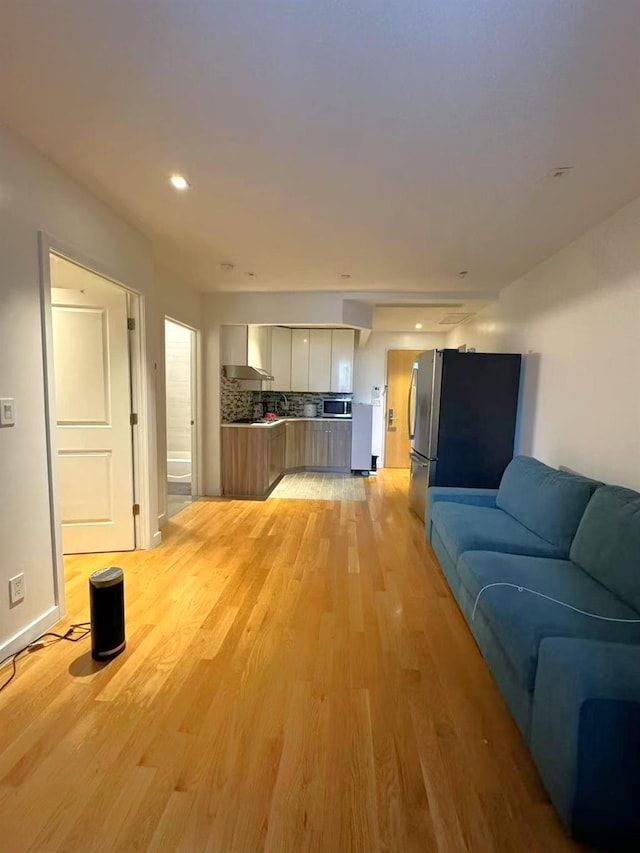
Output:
top-left (130, 413), bottom-right (138, 426)
top-left (127, 317), bottom-right (136, 331)
top-left (132, 503), bottom-right (140, 517)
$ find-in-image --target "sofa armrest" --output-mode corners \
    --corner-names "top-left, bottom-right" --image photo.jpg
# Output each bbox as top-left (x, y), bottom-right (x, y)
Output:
top-left (531, 637), bottom-right (640, 846)
top-left (426, 487), bottom-right (498, 539)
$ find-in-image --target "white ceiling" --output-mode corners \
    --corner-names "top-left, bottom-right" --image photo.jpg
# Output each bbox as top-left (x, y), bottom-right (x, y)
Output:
top-left (2, 1), bottom-right (640, 296)
top-left (372, 300), bottom-right (491, 332)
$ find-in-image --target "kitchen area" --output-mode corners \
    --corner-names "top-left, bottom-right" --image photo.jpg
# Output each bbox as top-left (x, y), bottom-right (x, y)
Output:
top-left (220, 325), bottom-right (373, 499)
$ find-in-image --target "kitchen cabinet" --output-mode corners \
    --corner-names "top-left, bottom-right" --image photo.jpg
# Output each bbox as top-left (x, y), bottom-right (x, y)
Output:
top-left (305, 422), bottom-right (330, 467)
top-left (285, 420), bottom-right (352, 471)
top-left (285, 421), bottom-right (306, 469)
top-left (330, 329), bottom-right (355, 393)
top-left (308, 329), bottom-right (332, 391)
top-left (270, 326), bottom-right (292, 392)
top-left (326, 421), bottom-right (352, 467)
top-left (291, 329), bottom-right (310, 391)
top-left (222, 418), bottom-right (353, 497)
top-left (220, 325), bottom-right (248, 365)
top-left (269, 424), bottom-right (286, 486)
top-left (222, 422), bottom-right (286, 497)
top-left (247, 325), bottom-right (272, 390)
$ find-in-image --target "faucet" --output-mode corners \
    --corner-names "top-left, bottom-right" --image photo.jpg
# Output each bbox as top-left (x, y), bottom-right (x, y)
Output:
top-left (280, 393), bottom-right (289, 415)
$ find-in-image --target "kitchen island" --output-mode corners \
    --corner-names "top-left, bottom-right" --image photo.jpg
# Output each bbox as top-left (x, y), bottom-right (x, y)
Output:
top-left (221, 418), bottom-right (352, 498)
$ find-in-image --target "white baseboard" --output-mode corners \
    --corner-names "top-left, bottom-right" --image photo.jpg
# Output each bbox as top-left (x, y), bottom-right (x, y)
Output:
top-left (157, 512), bottom-right (168, 528)
top-left (0, 605), bottom-right (61, 662)
top-left (152, 530), bottom-right (162, 548)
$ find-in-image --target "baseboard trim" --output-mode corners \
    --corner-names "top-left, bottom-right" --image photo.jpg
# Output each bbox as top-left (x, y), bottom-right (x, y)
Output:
top-left (0, 605), bottom-right (61, 661)
top-left (157, 512), bottom-right (168, 528)
top-left (152, 530), bottom-right (162, 548)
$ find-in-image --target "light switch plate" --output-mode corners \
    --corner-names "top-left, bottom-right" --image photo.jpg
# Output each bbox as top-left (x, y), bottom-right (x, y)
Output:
top-left (0, 399), bottom-right (15, 426)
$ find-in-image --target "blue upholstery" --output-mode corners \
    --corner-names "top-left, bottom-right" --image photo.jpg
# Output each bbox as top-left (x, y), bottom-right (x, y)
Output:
top-left (426, 462), bottom-right (640, 846)
top-left (531, 639), bottom-right (640, 845)
top-left (457, 551), bottom-right (640, 691)
top-left (570, 485), bottom-right (640, 613)
top-left (496, 456), bottom-right (600, 553)
top-left (431, 502), bottom-right (565, 564)
top-left (426, 486), bottom-right (498, 539)
top-left (457, 583), bottom-right (534, 738)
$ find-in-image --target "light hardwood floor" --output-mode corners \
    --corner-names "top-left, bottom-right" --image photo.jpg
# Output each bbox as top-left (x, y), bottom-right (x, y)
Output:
top-left (0, 470), bottom-right (584, 852)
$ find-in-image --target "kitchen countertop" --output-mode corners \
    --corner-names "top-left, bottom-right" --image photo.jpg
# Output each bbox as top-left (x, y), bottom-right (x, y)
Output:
top-left (221, 417), bottom-right (352, 429)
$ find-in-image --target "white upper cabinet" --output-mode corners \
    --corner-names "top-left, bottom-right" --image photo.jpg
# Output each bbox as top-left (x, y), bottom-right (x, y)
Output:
top-left (308, 329), bottom-right (332, 391)
top-left (247, 325), bottom-right (271, 371)
top-left (222, 325), bottom-right (354, 394)
top-left (291, 329), bottom-right (310, 391)
top-left (330, 329), bottom-right (355, 392)
top-left (270, 326), bottom-right (292, 391)
top-left (220, 325), bottom-right (248, 365)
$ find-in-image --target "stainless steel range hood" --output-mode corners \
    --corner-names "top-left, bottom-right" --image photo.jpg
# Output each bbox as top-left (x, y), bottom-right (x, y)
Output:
top-left (223, 365), bottom-right (274, 381)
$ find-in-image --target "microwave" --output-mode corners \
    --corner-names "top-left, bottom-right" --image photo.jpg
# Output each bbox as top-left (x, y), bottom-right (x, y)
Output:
top-left (322, 398), bottom-right (352, 418)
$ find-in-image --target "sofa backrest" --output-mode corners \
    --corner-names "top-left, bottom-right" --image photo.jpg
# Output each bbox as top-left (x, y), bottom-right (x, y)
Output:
top-left (496, 456), bottom-right (601, 554)
top-left (570, 485), bottom-right (640, 613)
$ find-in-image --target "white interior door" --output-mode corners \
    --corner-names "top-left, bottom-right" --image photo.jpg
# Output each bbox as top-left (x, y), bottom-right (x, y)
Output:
top-left (50, 258), bottom-right (135, 554)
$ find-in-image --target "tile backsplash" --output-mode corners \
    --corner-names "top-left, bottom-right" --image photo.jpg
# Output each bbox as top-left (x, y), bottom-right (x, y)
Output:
top-left (258, 391), bottom-right (352, 418)
top-left (220, 377), bottom-right (353, 422)
top-left (220, 372), bottom-right (254, 422)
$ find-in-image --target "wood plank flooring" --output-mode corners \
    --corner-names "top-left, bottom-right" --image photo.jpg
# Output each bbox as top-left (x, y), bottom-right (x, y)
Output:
top-left (0, 470), bottom-right (584, 852)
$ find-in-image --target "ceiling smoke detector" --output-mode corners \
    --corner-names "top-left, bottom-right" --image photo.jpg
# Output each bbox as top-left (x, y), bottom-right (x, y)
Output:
top-left (340, 273), bottom-right (351, 279)
top-left (246, 271), bottom-right (256, 277)
top-left (220, 263), bottom-right (234, 272)
top-left (439, 313), bottom-right (474, 325)
top-left (458, 270), bottom-right (469, 277)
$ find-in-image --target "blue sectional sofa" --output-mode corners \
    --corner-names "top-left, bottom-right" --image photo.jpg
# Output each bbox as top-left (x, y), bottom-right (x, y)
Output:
top-left (427, 456), bottom-right (640, 848)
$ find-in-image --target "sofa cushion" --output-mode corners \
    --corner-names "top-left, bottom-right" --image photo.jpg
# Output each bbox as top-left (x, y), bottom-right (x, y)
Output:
top-left (457, 551), bottom-right (640, 692)
top-left (431, 502), bottom-right (565, 564)
top-left (496, 457), bottom-right (600, 554)
top-left (570, 485), bottom-right (640, 613)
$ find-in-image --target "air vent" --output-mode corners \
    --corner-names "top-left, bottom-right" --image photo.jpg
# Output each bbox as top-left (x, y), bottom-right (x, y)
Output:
top-left (375, 302), bottom-right (463, 309)
top-left (439, 313), bottom-right (474, 325)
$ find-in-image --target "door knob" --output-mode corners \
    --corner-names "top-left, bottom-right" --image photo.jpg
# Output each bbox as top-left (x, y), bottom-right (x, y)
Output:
top-left (388, 407), bottom-right (395, 427)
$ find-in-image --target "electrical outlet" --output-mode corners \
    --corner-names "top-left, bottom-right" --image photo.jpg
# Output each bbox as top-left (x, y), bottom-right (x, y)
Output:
top-left (9, 573), bottom-right (25, 606)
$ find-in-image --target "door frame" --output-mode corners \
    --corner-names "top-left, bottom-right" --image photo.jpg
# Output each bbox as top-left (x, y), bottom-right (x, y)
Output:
top-left (163, 316), bottom-right (202, 509)
top-left (38, 232), bottom-right (153, 617)
top-left (383, 348), bottom-right (423, 469)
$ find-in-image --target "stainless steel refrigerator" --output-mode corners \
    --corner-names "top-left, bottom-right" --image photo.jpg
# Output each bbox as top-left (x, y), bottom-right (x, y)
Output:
top-left (408, 349), bottom-right (521, 520)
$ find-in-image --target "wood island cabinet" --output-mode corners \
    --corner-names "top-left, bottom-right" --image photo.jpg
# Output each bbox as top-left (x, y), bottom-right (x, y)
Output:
top-left (222, 422), bottom-right (286, 497)
top-left (285, 421), bottom-right (306, 469)
top-left (222, 419), bottom-right (353, 498)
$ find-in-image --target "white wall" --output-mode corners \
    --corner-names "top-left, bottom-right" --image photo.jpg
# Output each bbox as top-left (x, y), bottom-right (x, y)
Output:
top-left (155, 267), bottom-right (204, 520)
top-left (446, 196), bottom-right (640, 489)
top-left (0, 126), bottom-right (198, 658)
top-left (165, 320), bottom-right (192, 456)
top-left (354, 331), bottom-right (446, 464)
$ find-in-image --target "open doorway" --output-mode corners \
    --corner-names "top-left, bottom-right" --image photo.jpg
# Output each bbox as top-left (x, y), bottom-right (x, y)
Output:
top-left (384, 349), bottom-right (423, 468)
top-left (165, 318), bottom-right (197, 518)
top-left (48, 254), bottom-right (137, 553)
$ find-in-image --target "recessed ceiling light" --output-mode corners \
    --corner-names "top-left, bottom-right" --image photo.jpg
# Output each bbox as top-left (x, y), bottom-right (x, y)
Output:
top-left (169, 174), bottom-right (190, 190)
top-left (220, 263), bottom-right (234, 272)
top-left (415, 323), bottom-right (423, 329)
top-left (340, 273), bottom-right (351, 279)
top-left (458, 270), bottom-right (469, 277)
top-left (246, 272), bottom-right (256, 277)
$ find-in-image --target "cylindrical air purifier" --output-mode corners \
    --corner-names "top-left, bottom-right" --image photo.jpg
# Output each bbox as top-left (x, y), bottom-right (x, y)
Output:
top-left (89, 567), bottom-right (126, 661)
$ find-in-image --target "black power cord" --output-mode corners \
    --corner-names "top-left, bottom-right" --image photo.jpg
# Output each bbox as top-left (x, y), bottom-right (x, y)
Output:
top-left (0, 622), bottom-right (91, 694)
